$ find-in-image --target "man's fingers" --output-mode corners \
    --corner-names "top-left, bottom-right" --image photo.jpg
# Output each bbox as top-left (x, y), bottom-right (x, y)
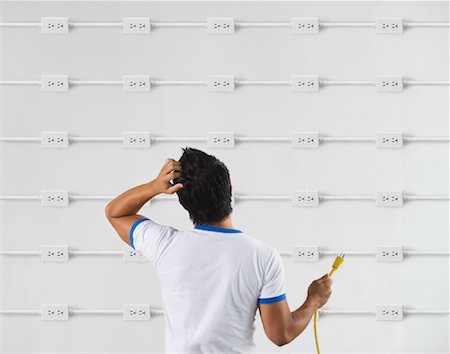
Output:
top-left (162, 159), bottom-right (182, 174)
top-left (317, 274), bottom-right (329, 282)
top-left (166, 183), bottom-right (183, 194)
top-left (165, 171), bottom-right (182, 180)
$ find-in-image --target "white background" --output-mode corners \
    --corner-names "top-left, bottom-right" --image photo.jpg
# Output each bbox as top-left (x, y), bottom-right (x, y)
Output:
top-left (1, 1), bottom-right (449, 353)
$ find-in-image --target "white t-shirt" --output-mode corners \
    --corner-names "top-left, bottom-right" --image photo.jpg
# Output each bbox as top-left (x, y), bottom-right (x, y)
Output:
top-left (130, 217), bottom-right (287, 354)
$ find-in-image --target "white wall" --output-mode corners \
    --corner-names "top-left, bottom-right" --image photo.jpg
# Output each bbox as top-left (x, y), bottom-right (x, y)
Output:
top-left (1, 1), bottom-right (449, 353)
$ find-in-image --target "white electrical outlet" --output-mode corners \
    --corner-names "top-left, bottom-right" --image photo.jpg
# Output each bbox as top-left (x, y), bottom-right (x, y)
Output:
top-left (376, 17), bottom-right (403, 34)
top-left (207, 75), bottom-right (235, 92)
top-left (207, 17), bottom-right (235, 34)
top-left (41, 304), bottom-right (69, 321)
top-left (123, 246), bottom-right (149, 262)
top-left (376, 246), bottom-right (404, 262)
top-left (291, 132), bottom-right (319, 148)
top-left (376, 192), bottom-right (403, 207)
top-left (207, 132), bottom-right (235, 148)
top-left (41, 245), bottom-right (69, 262)
top-left (41, 190), bottom-right (70, 207)
top-left (291, 75), bottom-right (319, 92)
top-left (292, 191), bottom-right (320, 207)
top-left (376, 133), bottom-right (403, 148)
top-left (123, 304), bottom-right (151, 321)
top-left (123, 75), bottom-right (151, 92)
top-left (291, 17), bottom-right (319, 34)
top-left (292, 246), bottom-right (320, 262)
top-left (123, 17), bottom-right (151, 34)
top-left (123, 132), bottom-right (151, 148)
top-left (376, 76), bottom-right (403, 92)
top-left (41, 75), bottom-right (69, 92)
top-left (41, 17), bottom-right (69, 34)
top-left (41, 131), bottom-right (69, 148)
top-left (376, 305), bottom-right (403, 321)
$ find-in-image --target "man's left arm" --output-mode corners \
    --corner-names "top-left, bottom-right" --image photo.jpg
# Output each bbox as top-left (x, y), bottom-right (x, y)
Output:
top-left (104, 158), bottom-right (183, 248)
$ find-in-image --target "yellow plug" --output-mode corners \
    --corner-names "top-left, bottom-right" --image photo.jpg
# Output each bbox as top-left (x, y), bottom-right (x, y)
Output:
top-left (314, 254), bottom-right (345, 354)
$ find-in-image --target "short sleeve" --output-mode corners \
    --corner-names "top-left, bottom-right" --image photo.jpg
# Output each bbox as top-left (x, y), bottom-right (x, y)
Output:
top-left (130, 217), bottom-right (178, 267)
top-left (258, 247), bottom-right (287, 304)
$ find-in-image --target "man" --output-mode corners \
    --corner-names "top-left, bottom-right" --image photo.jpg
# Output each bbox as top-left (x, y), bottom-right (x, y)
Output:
top-left (105, 147), bottom-right (332, 353)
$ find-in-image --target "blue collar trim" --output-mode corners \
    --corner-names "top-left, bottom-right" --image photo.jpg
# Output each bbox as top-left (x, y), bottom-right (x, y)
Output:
top-left (194, 224), bottom-right (242, 233)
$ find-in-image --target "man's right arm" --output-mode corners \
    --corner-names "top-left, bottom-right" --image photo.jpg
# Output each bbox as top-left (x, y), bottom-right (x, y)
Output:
top-left (258, 274), bottom-right (333, 346)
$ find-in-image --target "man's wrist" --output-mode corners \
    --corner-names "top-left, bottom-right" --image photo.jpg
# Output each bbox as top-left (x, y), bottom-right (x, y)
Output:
top-left (303, 296), bottom-right (320, 312)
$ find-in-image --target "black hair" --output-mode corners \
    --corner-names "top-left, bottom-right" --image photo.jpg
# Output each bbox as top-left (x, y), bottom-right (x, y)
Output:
top-left (173, 147), bottom-right (233, 225)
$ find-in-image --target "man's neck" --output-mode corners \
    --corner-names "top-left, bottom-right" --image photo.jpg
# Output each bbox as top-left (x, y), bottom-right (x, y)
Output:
top-left (201, 217), bottom-right (234, 229)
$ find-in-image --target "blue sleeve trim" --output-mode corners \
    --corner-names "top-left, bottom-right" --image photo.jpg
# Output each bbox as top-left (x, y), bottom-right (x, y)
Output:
top-left (258, 293), bottom-right (286, 304)
top-left (129, 217), bottom-right (150, 249)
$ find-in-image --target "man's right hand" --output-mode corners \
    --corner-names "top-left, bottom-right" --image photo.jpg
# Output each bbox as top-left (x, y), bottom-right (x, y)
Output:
top-left (306, 273), bottom-right (333, 309)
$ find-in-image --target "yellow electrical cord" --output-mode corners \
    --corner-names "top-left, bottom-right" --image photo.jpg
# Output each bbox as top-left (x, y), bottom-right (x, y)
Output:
top-left (313, 254), bottom-right (345, 354)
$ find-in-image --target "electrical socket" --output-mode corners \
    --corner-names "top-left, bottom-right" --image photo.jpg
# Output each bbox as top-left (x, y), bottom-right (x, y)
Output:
top-left (123, 132), bottom-right (151, 148)
top-left (292, 246), bottom-right (320, 262)
top-left (41, 75), bottom-right (69, 92)
top-left (41, 131), bottom-right (69, 148)
top-left (41, 245), bottom-right (69, 262)
top-left (207, 75), bottom-right (235, 92)
top-left (207, 132), bottom-right (235, 148)
top-left (291, 17), bottom-right (319, 34)
top-left (123, 246), bottom-right (149, 262)
top-left (376, 192), bottom-right (403, 207)
top-left (123, 75), bottom-right (151, 92)
top-left (291, 132), bottom-right (319, 148)
top-left (123, 17), bottom-right (151, 34)
top-left (292, 191), bottom-right (320, 207)
top-left (291, 75), bottom-right (319, 92)
top-left (376, 17), bottom-right (403, 34)
top-left (41, 17), bottom-right (69, 34)
top-left (207, 17), bottom-right (235, 34)
top-left (123, 304), bottom-right (151, 321)
top-left (376, 246), bottom-right (404, 262)
top-left (376, 76), bottom-right (403, 92)
top-left (376, 305), bottom-right (404, 321)
top-left (41, 190), bottom-right (69, 207)
top-left (376, 133), bottom-right (403, 148)
top-left (41, 304), bottom-right (69, 321)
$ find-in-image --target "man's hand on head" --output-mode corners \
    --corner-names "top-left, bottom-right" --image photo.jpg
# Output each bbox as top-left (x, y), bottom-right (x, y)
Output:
top-left (152, 158), bottom-right (184, 195)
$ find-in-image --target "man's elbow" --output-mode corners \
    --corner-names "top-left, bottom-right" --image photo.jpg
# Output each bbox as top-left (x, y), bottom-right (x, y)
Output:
top-left (270, 332), bottom-right (292, 347)
top-left (104, 203), bottom-right (114, 219)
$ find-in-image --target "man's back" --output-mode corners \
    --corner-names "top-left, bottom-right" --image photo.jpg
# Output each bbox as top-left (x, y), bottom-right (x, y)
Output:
top-left (131, 219), bottom-right (287, 354)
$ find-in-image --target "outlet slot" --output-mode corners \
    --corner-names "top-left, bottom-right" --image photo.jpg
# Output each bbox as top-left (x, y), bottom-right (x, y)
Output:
top-left (376, 18), bottom-right (403, 34)
top-left (41, 17), bottom-right (69, 34)
top-left (207, 75), bottom-right (235, 92)
top-left (123, 132), bottom-right (151, 148)
top-left (41, 75), bottom-right (69, 92)
top-left (41, 245), bottom-right (69, 262)
top-left (41, 190), bottom-right (69, 207)
top-left (376, 305), bottom-right (404, 321)
top-left (376, 133), bottom-right (403, 148)
top-left (292, 246), bottom-right (319, 262)
top-left (41, 304), bottom-right (69, 321)
top-left (123, 17), bottom-right (151, 34)
top-left (41, 131), bottom-right (69, 148)
top-left (207, 132), bottom-right (235, 148)
top-left (376, 192), bottom-right (403, 207)
top-left (291, 17), bottom-right (319, 34)
top-left (292, 75), bottom-right (319, 92)
top-left (376, 246), bottom-right (403, 262)
top-left (123, 304), bottom-right (151, 321)
top-left (291, 132), bottom-right (319, 148)
top-left (376, 76), bottom-right (403, 92)
top-left (292, 191), bottom-right (320, 207)
top-left (123, 75), bottom-right (151, 92)
top-left (123, 246), bottom-right (149, 262)
top-left (207, 18), bottom-right (235, 34)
